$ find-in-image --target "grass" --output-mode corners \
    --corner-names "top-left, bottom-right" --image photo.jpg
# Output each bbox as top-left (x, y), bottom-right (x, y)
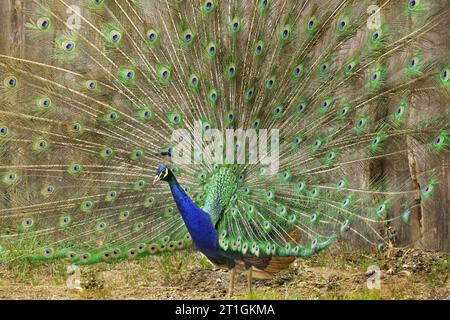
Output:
top-left (0, 246), bottom-right (448, 300)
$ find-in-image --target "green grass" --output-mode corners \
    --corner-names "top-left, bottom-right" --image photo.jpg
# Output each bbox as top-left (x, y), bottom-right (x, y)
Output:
top-left (0, 246), bottom-right (448, 300)
top-left (243, 291), bottom-right (288, 300)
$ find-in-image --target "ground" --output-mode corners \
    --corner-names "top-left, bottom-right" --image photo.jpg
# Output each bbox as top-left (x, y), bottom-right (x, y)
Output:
top-left (0, 243), bottom-right (448, 300)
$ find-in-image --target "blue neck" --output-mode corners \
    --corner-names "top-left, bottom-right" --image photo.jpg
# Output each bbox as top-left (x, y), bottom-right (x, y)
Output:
top-left (167, 176), bottom-right (220, 257)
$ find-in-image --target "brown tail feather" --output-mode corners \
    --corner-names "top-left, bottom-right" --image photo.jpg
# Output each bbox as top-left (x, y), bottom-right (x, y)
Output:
top-left (247, 229), bottom-right (301, 276)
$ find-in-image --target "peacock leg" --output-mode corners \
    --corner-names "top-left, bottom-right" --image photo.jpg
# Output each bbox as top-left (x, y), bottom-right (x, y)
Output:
top-left (247, 268), bottom-right (253, 293)
top-left (227, 268), bottom-right (236, 298)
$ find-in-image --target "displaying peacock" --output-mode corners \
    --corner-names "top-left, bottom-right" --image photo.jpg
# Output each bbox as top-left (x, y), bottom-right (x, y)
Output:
top-left (0, 0), bottom-right (449, 297)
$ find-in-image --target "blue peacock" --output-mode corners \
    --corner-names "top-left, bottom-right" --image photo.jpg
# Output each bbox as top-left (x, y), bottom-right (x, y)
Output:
top-left (0, 0), bottom-right (449, 296)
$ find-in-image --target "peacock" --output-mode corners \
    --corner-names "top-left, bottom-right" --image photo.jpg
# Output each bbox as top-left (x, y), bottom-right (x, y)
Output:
top-left (0, 0), bottom-right (449, 297)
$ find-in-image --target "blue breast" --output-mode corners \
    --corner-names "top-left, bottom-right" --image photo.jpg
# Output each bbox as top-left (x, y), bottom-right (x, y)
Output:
top-left (167, 176), bottom-right (221, 258)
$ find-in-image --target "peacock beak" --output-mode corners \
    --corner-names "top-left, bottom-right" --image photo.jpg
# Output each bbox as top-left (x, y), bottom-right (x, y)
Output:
top-left (153, 175), bottom-right (161, 184)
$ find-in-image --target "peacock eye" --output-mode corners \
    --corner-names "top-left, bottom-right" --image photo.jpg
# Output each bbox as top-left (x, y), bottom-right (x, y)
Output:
top-left (229, 67), bottom-right (235, 75)
top-left (409, 0), bottom-right (416, 8)
top-left (88, 81), bottom-right (97, 90)
top-left (373, 32), bottom-right (379, 40)
top-left (308, 20), bottom-right (314, 28)
top-left (321, 64), bottom-right (327, 72)
top-left (233, 22), bottom-right (239, 30)
top-left (38, 17), bottom-right (50, 29)
top-left (339, 20), bottom-right (346, 29)
top-left (111, 32), bottom-right (121, 42)
top-left (442, 69), bottom-right (448, 80)
top-left (65, 42), bottom-right (74, 51)
top-left (162, 70), bottom-right (169, 78)
top-left (185, 33), bottom-right (192, 42)
top-left (0, 127), bottom-right (8, 136)
top-left (372, 72), bottom-right (378, 80)
top-left (8, 78), bottom-right (17, 87)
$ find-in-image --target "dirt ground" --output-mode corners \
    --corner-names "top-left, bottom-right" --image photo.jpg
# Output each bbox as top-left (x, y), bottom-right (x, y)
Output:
top-left (0, 245), bottom-right (448, 300)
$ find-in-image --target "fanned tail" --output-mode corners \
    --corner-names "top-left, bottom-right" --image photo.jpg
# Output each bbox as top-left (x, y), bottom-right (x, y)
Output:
top-left (0, 0), bottom-right (448, 267)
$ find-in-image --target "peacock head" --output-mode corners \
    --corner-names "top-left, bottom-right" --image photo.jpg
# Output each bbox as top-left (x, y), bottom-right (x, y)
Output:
top-left (153, 165), bottom-right (173, 184)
